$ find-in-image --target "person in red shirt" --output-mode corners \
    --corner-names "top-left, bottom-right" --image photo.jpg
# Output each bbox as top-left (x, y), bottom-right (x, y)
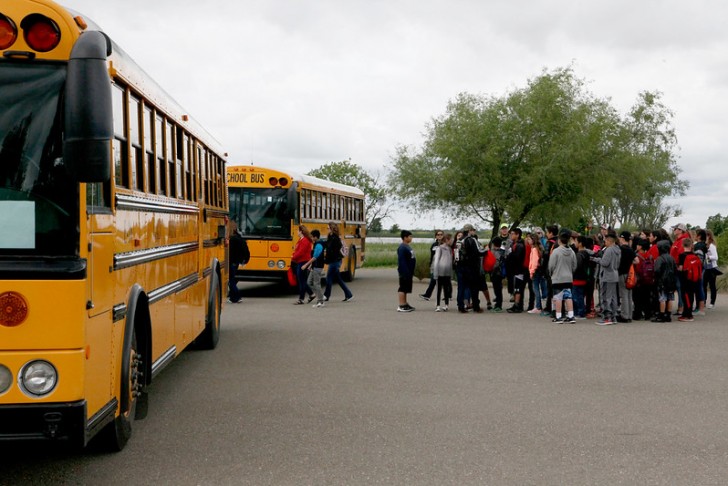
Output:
top-left (291, 225), bottom-right (315, 305)
top-left (670, 223), bottom-right (689, 315)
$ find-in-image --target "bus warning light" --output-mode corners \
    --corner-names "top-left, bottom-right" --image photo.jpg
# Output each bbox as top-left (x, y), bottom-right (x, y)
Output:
top-left (270, 243), bottom-right (280, 252)
top-left (21, 14), bottom-right (61, 52)
top-left (0, 15), bottom-right (18, 50)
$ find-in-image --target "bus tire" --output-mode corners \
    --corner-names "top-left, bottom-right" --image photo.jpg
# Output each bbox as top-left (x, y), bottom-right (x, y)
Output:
top-left (97, 327), bottom-right (141, 451)
top-left (195, 272), bottom-right (221, 350)
top-left (342, 247), bottom-right (356, 282)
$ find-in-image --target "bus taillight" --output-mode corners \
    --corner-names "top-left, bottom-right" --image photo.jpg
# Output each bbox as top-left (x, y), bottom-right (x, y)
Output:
top-left (21, 14), bottom-right (60, 52)
top-left (0, 15), bottom-right (17, 50)
top-left (278, 177), bottom-right (289, 186)
top-left (268, 177), bottom-right (279, 186)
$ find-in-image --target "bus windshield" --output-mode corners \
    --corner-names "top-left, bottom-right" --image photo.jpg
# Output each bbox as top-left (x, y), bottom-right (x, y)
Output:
top-left (0, 63), bottom-right (77, 256)
top-left (229, 187), bottom-right (292, 239)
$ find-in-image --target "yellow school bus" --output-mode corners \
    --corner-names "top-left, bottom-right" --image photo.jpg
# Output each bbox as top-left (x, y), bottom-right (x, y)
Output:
top-left (0, 0), bottom-right (228, 450)
top-left (227, 165), bottom-right (366, 283)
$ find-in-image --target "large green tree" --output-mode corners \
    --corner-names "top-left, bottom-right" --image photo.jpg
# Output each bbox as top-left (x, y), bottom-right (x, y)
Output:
top-left (389, 67), bottom-right (686, 236)
top-left (307, 160), bottom-right (392, 229)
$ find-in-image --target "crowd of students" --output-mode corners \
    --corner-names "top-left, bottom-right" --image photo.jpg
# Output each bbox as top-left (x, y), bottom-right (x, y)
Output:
top-left (405, 223), bottom-right (721, 324)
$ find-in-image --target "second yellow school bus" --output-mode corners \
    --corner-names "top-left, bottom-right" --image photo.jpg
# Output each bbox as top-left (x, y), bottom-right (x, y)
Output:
top-left (227, 165), bottom-right (366, 283)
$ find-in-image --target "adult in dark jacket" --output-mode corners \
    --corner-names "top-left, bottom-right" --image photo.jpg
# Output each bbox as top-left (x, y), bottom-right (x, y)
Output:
top-left (228, 220), bottom-right (250, 304)
top-left (506, 228), bottom-right (527, 313)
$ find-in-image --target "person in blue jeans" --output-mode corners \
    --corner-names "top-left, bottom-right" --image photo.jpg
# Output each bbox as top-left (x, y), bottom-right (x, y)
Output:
top-left (323, 222), bottom-right (353, 302)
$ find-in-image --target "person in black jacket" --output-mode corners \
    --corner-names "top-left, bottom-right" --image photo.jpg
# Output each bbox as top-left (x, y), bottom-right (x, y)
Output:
top-left (228, 220), bottom-right (250, 304)
top-left (458, 224), bottom-right (485, 313)
top-left (506, 228), bottom-right (527, 313)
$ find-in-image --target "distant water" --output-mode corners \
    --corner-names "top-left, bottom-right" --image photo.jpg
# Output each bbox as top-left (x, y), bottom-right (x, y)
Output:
top-left (367, 237), bottom-right (431, 244)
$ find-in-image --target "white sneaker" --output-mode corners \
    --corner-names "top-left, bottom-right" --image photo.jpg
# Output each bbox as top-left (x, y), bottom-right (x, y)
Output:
top-left (442, 305), bottom-right (448, 312)
top-left (707, 304), bottom-right (714, 309)
top-left (527, 308), bottom-right (541, 314)
top-left (313, 301), bottom-right (325, 308)
top-left (435, 306), bottom-right (443, 312)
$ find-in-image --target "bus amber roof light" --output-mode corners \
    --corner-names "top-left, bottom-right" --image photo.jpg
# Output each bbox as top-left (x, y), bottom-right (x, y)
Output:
top-left (0, 292), bottom-right (29, 327)
top-left (0, 15), bottom-right (18, 50)
top-left (268, 177), bottom-right (279, 186)
top-left (21, 14), bottom-right (60, 52)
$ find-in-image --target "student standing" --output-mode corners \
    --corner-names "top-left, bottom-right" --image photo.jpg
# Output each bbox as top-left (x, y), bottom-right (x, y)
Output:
top-left (397, 230), bottom-right (417, 312)
top-left (432, 233), bottom-right (454, 312)
top-left (592, 231), bottom-right (620, 325)
top-left (419, 230), bottom-right (444, 301)
top-left (548, 230), bottom-right (578, 323)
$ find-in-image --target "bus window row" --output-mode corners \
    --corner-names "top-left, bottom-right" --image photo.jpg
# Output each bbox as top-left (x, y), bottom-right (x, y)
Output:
top-left (300, 189), bottom-right (364, 223)
top-left (110, 82), bottom-right (226, 208)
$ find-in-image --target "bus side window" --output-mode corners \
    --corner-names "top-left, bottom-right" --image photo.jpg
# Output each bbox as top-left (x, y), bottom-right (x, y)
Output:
top-left (156, 115), bottom-right (166, 196)
top-left (112, 84), bottom-right (129, 188)
top-left (129, 96), bottom-right (143, 192)
top-left (144, 105), bottom-right (155, 194)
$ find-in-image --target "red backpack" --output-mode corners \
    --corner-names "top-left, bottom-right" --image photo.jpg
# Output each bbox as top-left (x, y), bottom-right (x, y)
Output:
top-left (483, 250), bottom-right (496, 272)
top-left (684, 253), bottom-right (703, 283)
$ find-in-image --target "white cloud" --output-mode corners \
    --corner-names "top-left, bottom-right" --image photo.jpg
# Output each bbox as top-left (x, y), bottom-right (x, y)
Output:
top-left (67, 0), bottom-right (728, 229)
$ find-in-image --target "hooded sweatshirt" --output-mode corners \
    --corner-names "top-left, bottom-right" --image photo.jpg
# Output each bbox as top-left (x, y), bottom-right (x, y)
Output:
top-left (548, 244), bottom-right (577, 285)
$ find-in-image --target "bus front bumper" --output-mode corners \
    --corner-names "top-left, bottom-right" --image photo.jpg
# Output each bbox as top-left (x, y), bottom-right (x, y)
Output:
top-left (0, 400), bottom-right (86, 443)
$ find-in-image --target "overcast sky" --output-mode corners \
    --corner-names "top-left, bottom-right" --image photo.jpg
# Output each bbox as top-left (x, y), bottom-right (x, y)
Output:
top-left (66, 0), bottom-right (727, 230)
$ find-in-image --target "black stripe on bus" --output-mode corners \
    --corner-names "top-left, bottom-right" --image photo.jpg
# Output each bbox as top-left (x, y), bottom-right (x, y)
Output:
top-left (0, 258), bottom-right (87, 280)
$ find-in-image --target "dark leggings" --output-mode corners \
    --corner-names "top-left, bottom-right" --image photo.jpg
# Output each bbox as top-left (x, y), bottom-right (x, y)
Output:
top-left (703, 268), bottom-right (718, 305)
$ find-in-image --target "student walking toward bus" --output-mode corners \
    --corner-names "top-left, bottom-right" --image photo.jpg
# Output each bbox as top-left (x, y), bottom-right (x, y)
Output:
top-left (302, 230), bottom-right (326, 308)
top-left (324, 222), bottom-right (354, 302)
top-left (291, 225), bottom-right (315, 305)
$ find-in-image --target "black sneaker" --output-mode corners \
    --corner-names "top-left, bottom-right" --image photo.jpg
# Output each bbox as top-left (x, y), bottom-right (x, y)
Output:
top-left (565, 316), bottom-right (576, 324)
top-left (342, 296), bottom-right (354, 302)
top-left (397, 305), bottom-right (414, 312)
top-left (419, 294), bottom-right (430, 301)
top-left (506, 307), bottom-right (522, 314)
top-left (552, 316), bottom-right (564, 323)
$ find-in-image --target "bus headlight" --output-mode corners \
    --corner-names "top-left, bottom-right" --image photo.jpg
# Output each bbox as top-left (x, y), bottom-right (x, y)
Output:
top-left (267, 260), bottom-right (275, 268)
top-left (0, 365), bottom-right (12, 394)
top-left (19, 360), bottom-right (57, 397)
top-left (277, 260), bottom-right (286, 269)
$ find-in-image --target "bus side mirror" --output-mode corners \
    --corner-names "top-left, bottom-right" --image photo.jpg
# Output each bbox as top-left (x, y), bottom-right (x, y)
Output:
top-left (286, 182), bottom-right (298, 216)
top-left (63, 31), bottom-right (113, 183)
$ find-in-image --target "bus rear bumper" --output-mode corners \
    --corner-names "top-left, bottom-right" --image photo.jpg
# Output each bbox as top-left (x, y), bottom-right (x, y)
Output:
top-left (0, 401), bottom-right (86, 444)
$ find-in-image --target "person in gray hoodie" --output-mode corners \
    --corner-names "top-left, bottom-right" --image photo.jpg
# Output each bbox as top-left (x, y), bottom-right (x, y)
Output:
top-left (548, 229), bottom-right (578, 323)
top-left (591, 231), bottom-right (621, 325)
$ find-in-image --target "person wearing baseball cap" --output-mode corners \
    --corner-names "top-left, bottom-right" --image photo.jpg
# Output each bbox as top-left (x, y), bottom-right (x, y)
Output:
top-left (458, 224), bottom-right (485, 313)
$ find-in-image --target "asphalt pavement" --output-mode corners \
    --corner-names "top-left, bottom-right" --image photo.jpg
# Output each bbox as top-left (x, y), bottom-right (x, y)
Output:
top-left (2, 267), bottom-right (727, 485)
